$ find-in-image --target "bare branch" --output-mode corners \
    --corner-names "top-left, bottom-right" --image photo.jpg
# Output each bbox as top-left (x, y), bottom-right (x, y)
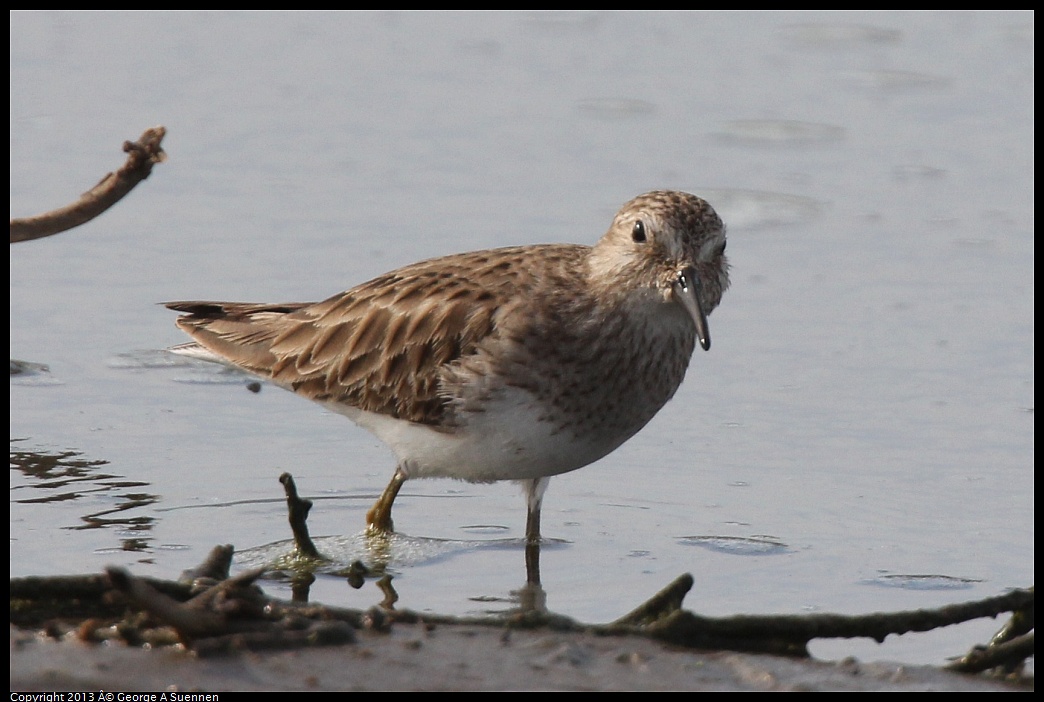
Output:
top-left (10, 126), bottom-right (167, 243)
top-left (280, 472), bottom-right (323, 560)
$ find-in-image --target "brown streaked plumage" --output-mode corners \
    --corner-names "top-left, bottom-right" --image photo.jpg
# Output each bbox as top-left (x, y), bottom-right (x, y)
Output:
top-left (167, 190), bottom-right (729, 562)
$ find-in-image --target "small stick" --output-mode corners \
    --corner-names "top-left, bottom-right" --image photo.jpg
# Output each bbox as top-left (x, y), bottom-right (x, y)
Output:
top-left (11, 126), bottom-right (167, 243)
top-left (280, 472), bottom-right (322, 559)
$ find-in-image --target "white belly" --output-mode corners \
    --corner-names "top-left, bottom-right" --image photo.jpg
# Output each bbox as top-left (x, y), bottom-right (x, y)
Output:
top-left (324, 386), bottom-right (631, 483)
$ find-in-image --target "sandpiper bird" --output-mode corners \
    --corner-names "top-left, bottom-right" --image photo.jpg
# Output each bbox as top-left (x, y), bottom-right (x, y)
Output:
top-left (167, 190), bottom-right (729, 552)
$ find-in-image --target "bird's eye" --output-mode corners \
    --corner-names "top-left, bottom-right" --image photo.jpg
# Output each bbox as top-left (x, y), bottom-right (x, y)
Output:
top-left (631, 220), bottom-right (647, 243)
top-left (716, 240), bottom-right (726, 257)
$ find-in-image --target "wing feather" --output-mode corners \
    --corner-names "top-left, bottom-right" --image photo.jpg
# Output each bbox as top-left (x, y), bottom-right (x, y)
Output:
top-left (166, 245), bottom-right (586, 426)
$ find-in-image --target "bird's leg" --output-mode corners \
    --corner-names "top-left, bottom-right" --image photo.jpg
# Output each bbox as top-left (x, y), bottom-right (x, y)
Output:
top-left (525, 536), bottom-right (541, 586)
top-left (524, 477), bottom-right (549, 586)
top-left (366, 467), bottom-right (406, 534)
top-left (524, 477), bottom-right (549, 544)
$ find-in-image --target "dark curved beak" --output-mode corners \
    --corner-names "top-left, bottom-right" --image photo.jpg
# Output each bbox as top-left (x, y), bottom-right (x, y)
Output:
top-left (674, 266), bottom-right (710, 351)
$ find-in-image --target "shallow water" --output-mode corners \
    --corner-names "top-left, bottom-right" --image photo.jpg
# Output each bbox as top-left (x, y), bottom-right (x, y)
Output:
top-left (10, 11), bottom-right (1033, 668)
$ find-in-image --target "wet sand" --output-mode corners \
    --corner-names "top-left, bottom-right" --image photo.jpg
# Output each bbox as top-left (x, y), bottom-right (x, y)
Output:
top-left (10, 623), bottom-right (1027, 692)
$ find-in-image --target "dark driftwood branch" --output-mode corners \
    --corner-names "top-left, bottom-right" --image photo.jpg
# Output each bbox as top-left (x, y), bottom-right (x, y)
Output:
top-left (622, 585), bottom-right (1035, 658)
top-left (613, 573), bottom-right (694, 627)
top-left (360, 576), bottom-right (1035, 671)
top-left (9, 561), bottom-right (1034, 674)
top-left (280, 472), bottom-right (322, 560)
top-left (948, 631), bottom-right (1034, 674)
top-left (181, 544), bottom-right (235, 585)
top-left (947, 599), bottom-right (1035, 674)
top-left (10, 126), bottom-right (167, 243)
top-left (105, 566), bottom-right (356, 654)
top-left (9, 572), bottom-right (192, 608)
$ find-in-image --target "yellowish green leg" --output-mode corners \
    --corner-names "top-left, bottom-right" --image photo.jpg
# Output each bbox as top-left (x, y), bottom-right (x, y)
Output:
top-left (366, 468), bottom-right (405, 534)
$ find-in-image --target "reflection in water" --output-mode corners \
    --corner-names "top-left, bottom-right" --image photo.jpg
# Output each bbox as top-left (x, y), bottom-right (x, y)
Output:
top-left (10, 442), bottom-right (158, 552)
